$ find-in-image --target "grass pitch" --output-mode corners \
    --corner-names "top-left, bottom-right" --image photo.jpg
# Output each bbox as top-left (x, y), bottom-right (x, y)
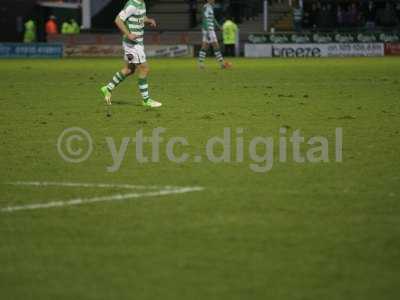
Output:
top-left (1, 57), bottom-right (400, 299)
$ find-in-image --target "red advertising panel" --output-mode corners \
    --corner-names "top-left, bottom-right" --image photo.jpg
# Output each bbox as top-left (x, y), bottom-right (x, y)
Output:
top-left (385, 43), bottom-right (400, 56)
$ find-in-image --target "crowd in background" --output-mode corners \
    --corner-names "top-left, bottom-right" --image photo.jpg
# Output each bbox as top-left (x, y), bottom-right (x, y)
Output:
top-left (301, 1), bottom-right (400, 30)
top-left (189, 0), bottom-right (400, 31)
top-left (23, 0), bottom-right (400, 41)
top-left (23, 16), bottom-right (80, 43)
top-left (188, 0), bottom-right (262, 27)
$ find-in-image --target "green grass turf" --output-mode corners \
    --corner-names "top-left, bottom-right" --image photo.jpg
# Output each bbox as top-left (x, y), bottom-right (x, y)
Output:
top-left (0, 57), bottom-right (400, 299)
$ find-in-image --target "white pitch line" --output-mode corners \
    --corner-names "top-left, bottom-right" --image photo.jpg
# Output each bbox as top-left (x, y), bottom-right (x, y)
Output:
top-left (5, 181), bottom-right (191, 190)
top-left (1, 187), bottom-right (204, 213)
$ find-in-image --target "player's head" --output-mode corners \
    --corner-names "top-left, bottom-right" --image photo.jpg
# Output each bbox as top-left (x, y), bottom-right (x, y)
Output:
top-left (207, 0), bottom-right (215, 5)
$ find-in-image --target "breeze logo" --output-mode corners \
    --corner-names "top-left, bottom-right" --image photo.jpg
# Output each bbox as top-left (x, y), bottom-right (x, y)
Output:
top-left (57, 127), bottom-right (343, 173)
top-left (273, 46), bottom-right (322, 58)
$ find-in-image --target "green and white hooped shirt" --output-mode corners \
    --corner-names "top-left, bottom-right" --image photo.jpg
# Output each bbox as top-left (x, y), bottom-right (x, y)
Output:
top-left (202, 3), bottom-right (216, 32)
top-left (119, 0), bottom-right (146, 46)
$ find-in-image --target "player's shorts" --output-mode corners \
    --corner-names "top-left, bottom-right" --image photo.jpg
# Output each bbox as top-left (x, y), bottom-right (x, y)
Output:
top-left (202, 30), bottom-right (218, 44)
top-left (123, 42), bottom-right (147, 64)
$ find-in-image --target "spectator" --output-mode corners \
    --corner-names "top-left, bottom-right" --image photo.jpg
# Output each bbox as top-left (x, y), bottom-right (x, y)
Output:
top-left (326, 3), bottom-right (336, 27)
top-left (23, 19), bottom-right (36, 43)
top-left (61, 21), bottom-right (72, 34)
top-left (363, 1), bottom-right (376, 30)
top-left (302, 9), bottom-right (311, 28)
top-left (342, 5), bottom-right (352, 27)
top-left (293, 3), bottom-right (303, 32)
top-left (222, 16), bottom-right (238, 57)
top-left (291, 0), bottom-right (400, 30)
top-left (337, 5), bottom-right (344, 27)
top-left (309, 2), bottom-right (319, 29)
top-left (317, 4), bottom-right (331, 28)
top-left (70, 19), bottom-right (80, 34)
top-left (349, 3), bottom-right (360, 27)
top-left (45, 15), bottom-right (58, 36)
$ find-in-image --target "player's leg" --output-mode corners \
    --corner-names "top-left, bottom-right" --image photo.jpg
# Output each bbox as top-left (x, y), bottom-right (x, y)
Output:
top-left (208, 30), bottom-right (225, 68)
top-left (223, 43), bottom-right (229, 57)
top-left (211, 40), bottom-right (225, 68)
top-left (198, 30), bottom-right (210, 68)
top-left (101, 63), bottom-right (134, 105)
top-left (136, 62), bottom-right (150, 103)
top-left (107, 63), bottom-right (134, 92)
top-left (101, 43), bottom-right (136, 104)
top-left (228, 44), bottom-right (235, 57)
top-left (198, 41), bottom-right (209, 68)
top-left (137, 62), bottom-right (162, 108)
top-left (132, 45), bottom-right (161, 108)
top-left (226, 45), bottom-right (231, 57)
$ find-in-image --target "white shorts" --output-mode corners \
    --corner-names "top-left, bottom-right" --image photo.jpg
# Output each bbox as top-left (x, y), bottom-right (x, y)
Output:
top-left (202, 30), bottom-right (218, 44)
top-left (123, 42), bottom-right (147, 64)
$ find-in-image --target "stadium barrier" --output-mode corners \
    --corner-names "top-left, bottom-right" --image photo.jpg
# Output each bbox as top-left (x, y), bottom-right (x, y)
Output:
top-left (245, 43), bottom-right (385, 58)
top-left (47, 33), bottom-right (195, 58)
top-left (385, 43), bottom-right (400, 56)
top-left (47, 32), bottom-right (203, 46)
top-left (244, 44), bottom-right (272, 58)
top-left (248, 31), bottom-right (400, 44)
top-left (0, 43), bottom-right (63, 58)
top-left (244, 30), bottom-right (398, 58)
top-left (64, 44), bottom-right (193, 58)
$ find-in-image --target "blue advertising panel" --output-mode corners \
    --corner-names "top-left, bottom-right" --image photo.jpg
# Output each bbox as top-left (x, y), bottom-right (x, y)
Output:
top-left (0, 43), bottom-right (63, 58)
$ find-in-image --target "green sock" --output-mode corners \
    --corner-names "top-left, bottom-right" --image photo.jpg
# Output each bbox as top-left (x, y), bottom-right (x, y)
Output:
top-left (138, 77), bottom-right (150, 101)
top-left (198, 49), bottom-right (207, 63)
top-left (214, 49), bottom-right (224, 63)
top-left (107, 71), bottom-right (126, 91)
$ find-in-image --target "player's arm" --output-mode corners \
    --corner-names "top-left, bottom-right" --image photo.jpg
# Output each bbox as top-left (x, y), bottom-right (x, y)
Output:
top-left (205, 7), bottom-right (219, 31)
top-left (203, 8), bottom-right (208, 29)
top-left (144, 16), bottom-right (157, 28)
top-left (115, 6), bottom-right (137, 41)
top-left (115, 16), bottom-right (136, 40)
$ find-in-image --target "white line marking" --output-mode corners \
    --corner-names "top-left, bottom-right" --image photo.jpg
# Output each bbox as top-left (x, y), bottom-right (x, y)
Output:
top-left (1, 182), bottom-right (204, 213)
top-left (6, 181), bottom-right (190, 190)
